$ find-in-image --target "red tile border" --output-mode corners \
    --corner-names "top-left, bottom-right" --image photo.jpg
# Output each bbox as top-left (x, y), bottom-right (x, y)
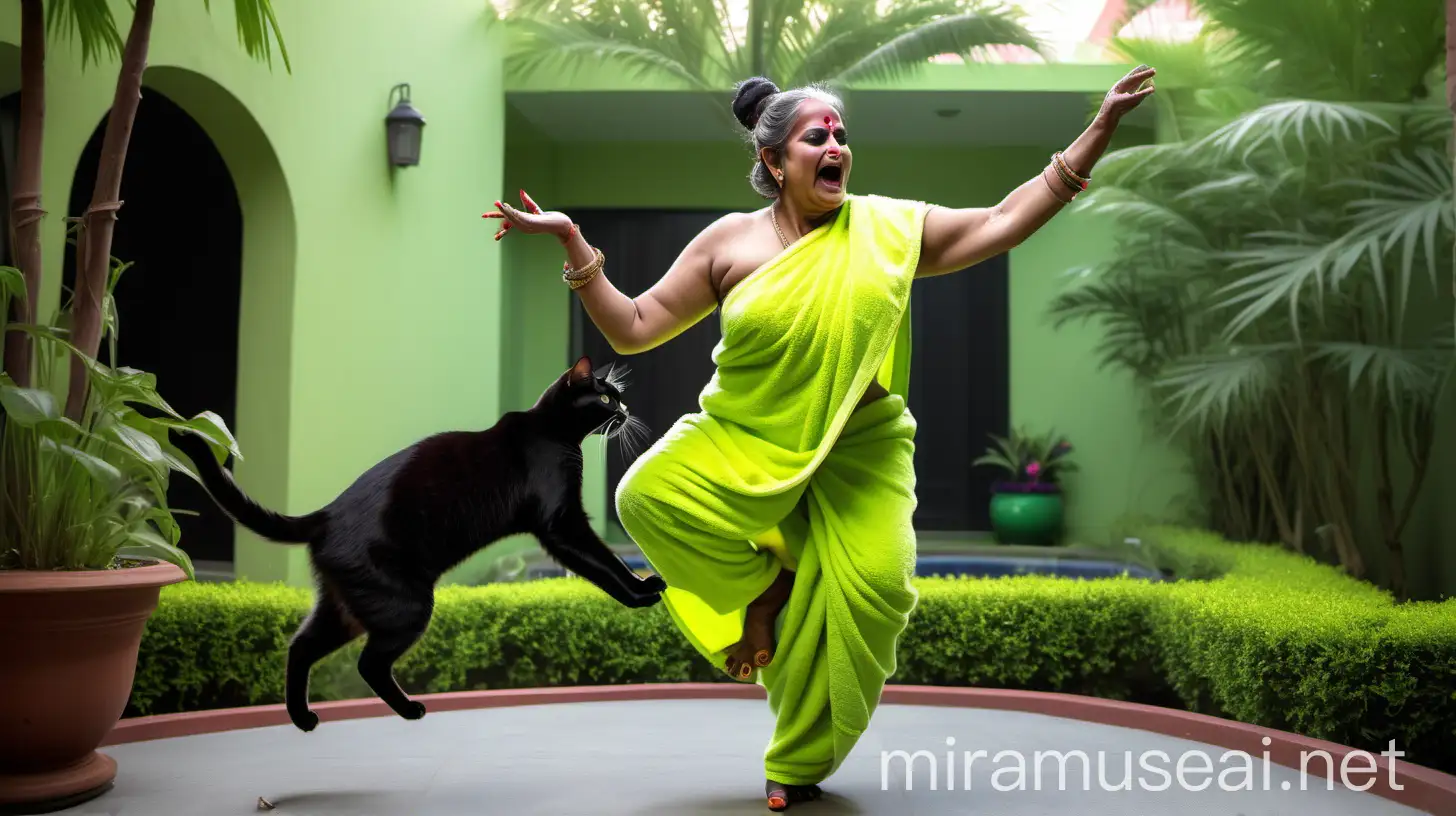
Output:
top-left (105, 683), bottom-right (1455, 813)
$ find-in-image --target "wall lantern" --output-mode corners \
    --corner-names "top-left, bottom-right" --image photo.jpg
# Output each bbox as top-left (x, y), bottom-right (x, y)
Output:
top-left (385, 83), bottom-right (426, 167)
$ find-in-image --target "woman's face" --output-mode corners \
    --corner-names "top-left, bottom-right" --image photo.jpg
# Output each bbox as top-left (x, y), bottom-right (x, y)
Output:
top-left (765, 98), bottom-right (851, 212)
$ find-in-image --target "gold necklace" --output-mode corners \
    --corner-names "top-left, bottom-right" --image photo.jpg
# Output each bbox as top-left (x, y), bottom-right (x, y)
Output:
top-left (770, 204), bottom-right (791, 249)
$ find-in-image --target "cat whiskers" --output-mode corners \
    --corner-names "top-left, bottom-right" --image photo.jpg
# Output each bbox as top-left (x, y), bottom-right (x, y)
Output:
top-left (605, 411), bottom-right (650, 461)
top-left (601, 361), bottom-right (633, 394)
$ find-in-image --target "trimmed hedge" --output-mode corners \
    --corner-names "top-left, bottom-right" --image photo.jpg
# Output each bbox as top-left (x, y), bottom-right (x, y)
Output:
top-left (129, 527), bottom-right (1456, 774)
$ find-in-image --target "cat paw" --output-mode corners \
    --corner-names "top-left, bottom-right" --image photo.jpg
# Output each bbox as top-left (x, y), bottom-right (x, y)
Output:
top-left (638, 573), bottom-right (667, 594)
top-left (625, 587), bottom-right (664, 608)
top-left (290, 709), bottom-right (319, 733)
top-left (399, 700), bottom-right (427, 720)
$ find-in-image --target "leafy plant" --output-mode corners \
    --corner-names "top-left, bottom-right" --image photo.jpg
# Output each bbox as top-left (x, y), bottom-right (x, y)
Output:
top-left (0, 1), bottom-right (286, 576)
top-left (500, 0), bottom-right (1049, 96)
top-left (0, 245), bottom-right (240, 577)
top-left (1046, 0), bottom-right (1453, 598)
top-left (972, 427), bottom-right (1077, 488)
top-left (3, 0), bottom-right (288, 417)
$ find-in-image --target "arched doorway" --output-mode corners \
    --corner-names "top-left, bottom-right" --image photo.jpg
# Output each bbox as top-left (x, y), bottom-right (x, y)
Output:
top-left (62, 88), bottom-right (243, 568)
top-left (0, 90), bottom-right (16, 268)
top-left (1, 40), bottom-right (20, 271)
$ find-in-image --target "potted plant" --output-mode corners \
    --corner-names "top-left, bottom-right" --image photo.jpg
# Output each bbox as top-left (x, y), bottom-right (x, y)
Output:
top-left (0, 252), bottom-right (239, 813)
top-left (1, 3), bottom-right (282, 810)
top-left (972, 428), bottom-right (1077, 546)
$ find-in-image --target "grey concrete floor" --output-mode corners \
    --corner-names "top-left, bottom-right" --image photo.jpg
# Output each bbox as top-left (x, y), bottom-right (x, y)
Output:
top-left (68, 699), bottom-right (1427, 815)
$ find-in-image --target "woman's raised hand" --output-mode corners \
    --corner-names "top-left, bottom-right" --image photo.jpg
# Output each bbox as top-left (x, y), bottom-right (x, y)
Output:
top-left (483, 190), bottom-right (575, 242)
top-left (1098, 64), bottom-right (1156, 122)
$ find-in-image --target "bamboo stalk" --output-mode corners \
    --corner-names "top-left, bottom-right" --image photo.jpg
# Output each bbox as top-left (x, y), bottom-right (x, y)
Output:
top-left (4, 0), bottom-right (45, 387)
top-left (64, 0), bottom-right (157, 421)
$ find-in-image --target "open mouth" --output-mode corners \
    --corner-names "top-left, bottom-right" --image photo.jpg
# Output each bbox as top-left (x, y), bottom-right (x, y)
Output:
top-left (816, 164), bottom-right (843, 189)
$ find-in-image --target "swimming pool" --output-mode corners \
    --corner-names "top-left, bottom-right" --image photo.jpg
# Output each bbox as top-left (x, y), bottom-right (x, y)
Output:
top-left (521, 549), bottom-right (1166, 582)
top-left (911, 553), bottom-right (1164, 580)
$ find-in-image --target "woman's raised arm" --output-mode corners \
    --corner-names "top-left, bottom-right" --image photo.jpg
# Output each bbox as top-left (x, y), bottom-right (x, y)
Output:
top-left (915, 64), bottom-right (1156, 278)
top-left (487, 192), bottom-right (726, 355)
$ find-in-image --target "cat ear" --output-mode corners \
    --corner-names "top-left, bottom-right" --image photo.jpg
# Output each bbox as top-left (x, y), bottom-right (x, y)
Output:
top-left (568, 355), bottom-right (593, 385)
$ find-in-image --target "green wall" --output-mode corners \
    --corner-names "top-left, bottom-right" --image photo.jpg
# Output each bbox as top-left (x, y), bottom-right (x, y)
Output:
top-left (1, 0), bottom-right (506, 584)
top-left (499, 111), bottom-right (1193, 551)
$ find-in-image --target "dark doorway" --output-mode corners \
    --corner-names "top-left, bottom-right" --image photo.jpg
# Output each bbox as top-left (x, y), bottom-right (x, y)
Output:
top-left (63, 88), bottom-right (243, 564)
top-left (568, 208), bottom-right (1009, 534)
top-left (0, 91), bottom-right (18, 266)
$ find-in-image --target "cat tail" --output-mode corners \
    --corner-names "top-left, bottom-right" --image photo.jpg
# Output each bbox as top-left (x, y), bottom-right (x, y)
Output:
top-left (171, 431), bottom-right (326, 543)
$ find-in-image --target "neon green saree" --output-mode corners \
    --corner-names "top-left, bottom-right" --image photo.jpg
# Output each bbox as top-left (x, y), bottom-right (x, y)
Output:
top-left (615, 193), bottom-right (929, 786)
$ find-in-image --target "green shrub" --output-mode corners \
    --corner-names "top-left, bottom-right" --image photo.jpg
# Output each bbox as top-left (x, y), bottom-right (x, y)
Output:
top-left (129, 578), bottom-right (720, 718)
top-left (898, 575), bottom-right (1169, 703)
top-left (1142, 529), bottom-right (1456, 772)
top-left (130, 527), bottom-right (1456, 774)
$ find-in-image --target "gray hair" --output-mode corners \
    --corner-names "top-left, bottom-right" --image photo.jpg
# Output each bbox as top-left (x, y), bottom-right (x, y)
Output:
top-left (732, 77), bottom-right (845, 199)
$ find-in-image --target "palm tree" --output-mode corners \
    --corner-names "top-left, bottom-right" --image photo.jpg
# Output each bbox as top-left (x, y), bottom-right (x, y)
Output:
top-left (1046, 0), bottom-right (1451, 599)
top-left (3, 0), bottom-right (288, 416)
top-left (500, 0), bottom-right (1049, 94)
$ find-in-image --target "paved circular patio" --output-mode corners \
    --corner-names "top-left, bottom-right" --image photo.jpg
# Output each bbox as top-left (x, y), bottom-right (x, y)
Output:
top-left (59, 686), bottom-right (1450, 815)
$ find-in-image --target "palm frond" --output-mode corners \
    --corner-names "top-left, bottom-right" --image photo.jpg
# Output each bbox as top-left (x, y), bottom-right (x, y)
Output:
top-left (1071, 187), bottom-right (1211, 249)
top-left (1309, 341), bottom-right (1450, 406)
top-left (1172, 172), bottom-right (1265, 203)
top-left (1212, 229), bottom-right (1379, 339)
top-left (1337, 147), bottom-right (1455, 302)
top-left (1155, 345), bottom-right (1292, 432)
top-left (1079, 141), bottom-right (1195, 188)
top-left (1192, 0), bottom-right (1443, 102)
top-left (1046, 262), bottom-right (1208, 381)
top-left (205, 0), bottom-right (291, 71)
top-left (504, 18), bottom-right (717, 89)
top-left (45, 0), bottom-right (289, 70)
top-left (816, 4), bottom-right (1047, 88)
top-left (43, 0), bottom-right (124, 68)
top-left (1193, 99), bottom-right (1396, 162)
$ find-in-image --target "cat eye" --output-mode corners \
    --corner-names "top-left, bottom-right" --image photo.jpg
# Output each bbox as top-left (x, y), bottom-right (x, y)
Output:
top-left (599, 394), bottom-right (610, 403)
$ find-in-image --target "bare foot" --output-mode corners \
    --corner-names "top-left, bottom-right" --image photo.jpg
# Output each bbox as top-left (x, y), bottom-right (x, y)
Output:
top-left (724, 567), bottom-right (794, 680)
top-left (766, 779), bottom-right (822, 811)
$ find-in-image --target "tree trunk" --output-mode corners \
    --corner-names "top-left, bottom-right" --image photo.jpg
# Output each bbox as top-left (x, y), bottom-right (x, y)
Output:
top-left (65, 0), bottom-right (157, 420)
top-left (4, 0), bottom-right (46, 387)
top-left (1448, 0), bottom-right (1455, 347)
top-left (1373, 403), bottom-right (1406, 600)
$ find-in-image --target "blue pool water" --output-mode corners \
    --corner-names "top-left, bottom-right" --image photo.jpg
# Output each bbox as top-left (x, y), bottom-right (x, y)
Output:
top-left (525, 552), bottom-right (1165, 582)
top-left (911, 554), bottom-right (1164, 581)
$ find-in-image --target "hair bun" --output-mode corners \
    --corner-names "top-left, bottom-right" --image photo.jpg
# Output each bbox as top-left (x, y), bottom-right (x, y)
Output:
top-left (732, 77), bottom-right (780, 130)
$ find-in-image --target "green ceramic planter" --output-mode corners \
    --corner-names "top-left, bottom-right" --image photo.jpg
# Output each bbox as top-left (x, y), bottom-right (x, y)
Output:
top-left (989, 486), bottom-right (1065, 546)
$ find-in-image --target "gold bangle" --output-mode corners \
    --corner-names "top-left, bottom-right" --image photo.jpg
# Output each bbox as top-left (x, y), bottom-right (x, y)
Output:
top-left (1053, 151), bottom-right (1089, 190)
top-left (563, 246), bottom-right (604, 281)
top-left (567, 265), bottom-right (601, 290)
top-left (1054, 150), bottom-right (1088, 182)
top-left (1050, 155), bottom-right (1081, 192)
top-left (563, 246), bottom-right (605, 288)
top-left (1042, 164), bottom-right (1076, 203)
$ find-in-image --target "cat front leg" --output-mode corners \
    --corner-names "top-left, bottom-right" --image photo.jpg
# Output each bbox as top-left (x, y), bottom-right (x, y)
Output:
top-left (536, 510), bottom-right (664, 608)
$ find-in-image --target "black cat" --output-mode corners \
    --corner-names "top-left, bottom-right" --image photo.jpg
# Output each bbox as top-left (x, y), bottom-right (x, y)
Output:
top-left (170, 356), bottom-right (662, 732)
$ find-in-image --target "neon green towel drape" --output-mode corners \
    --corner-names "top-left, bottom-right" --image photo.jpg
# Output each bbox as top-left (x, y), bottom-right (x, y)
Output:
top-left (615, 193), bottom-right (929, 785)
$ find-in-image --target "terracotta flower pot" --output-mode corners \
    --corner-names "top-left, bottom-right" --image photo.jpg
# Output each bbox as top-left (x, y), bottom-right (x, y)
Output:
top-left (0, 560), bottom-right (186, 814)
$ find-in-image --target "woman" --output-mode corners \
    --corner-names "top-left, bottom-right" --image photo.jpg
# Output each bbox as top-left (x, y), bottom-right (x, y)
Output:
top-left (485, 66), bottom-right (1155, 811)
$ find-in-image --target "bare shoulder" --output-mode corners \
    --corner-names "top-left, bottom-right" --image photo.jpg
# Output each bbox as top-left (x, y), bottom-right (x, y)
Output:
top-left (699, 209), bottom-right (786, 299)
top-left (695, 210), bottom-right (760, 252)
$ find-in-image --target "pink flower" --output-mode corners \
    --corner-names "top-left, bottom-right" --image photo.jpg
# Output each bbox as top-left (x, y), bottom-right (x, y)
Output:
top-left (1026, 461), bottom-right (1042, 478)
